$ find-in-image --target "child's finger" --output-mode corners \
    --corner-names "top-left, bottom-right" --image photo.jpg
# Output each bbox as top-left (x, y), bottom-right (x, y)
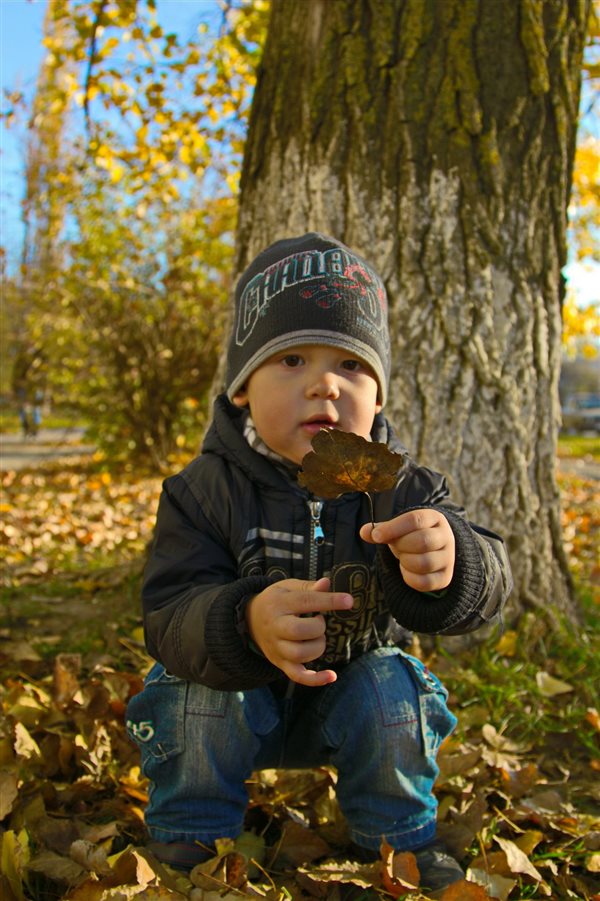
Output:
top-left (361, 509), bottom-right (446, 545)
top-left (289, 585), bottom-right (354, 615)
top-left (284, 663), bottom-right (338, 687)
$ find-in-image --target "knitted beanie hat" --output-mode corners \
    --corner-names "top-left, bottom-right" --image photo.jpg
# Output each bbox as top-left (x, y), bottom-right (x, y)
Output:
top-left (225, 233), bottom-right (390, 405)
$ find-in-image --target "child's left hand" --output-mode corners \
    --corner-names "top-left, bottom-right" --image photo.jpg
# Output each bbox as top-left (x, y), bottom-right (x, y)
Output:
top-left (360, 508), bottom-right (455, 592)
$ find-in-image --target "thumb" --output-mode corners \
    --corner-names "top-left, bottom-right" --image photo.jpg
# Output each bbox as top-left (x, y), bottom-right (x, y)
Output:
top-left (359, 522), bottom-right (378, 544)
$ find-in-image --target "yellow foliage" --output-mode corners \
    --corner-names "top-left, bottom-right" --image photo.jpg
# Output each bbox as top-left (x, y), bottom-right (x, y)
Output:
top-left (562, 294), bottom-right (600, 357)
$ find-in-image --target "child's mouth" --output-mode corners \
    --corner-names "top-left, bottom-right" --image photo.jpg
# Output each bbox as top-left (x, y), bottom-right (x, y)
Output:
top-left (302, 419), bottom-right (337, 434)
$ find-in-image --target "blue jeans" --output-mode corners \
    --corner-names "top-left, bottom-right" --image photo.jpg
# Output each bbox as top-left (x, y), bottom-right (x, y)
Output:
top-left (125, 646), bottom-right (456, 852)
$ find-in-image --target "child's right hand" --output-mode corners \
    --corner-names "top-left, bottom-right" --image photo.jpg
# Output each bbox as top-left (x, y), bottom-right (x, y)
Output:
top-left (245, 577), bottom-right (353, 687)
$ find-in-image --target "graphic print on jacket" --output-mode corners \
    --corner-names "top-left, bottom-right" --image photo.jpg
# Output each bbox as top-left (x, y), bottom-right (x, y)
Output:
top-left (238, 521), bottom-right (386, 667)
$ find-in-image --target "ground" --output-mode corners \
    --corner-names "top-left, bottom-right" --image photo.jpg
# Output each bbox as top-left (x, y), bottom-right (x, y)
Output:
top-left (0, 433), bottom-right (598, 900)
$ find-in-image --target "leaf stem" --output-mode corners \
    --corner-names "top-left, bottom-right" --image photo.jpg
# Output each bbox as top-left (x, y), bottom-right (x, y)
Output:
top-left (365, 491), bottom-right (375, 528)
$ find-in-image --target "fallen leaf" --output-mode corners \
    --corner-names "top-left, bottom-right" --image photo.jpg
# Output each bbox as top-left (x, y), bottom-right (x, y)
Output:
top-left (274, 822), bottom-right (331, 865)
top-left (297, 857), bottom-right (379, 888)
top-left (225, 851), bottom-right (249, 889)
top-left (586, 708), bottom-right (600, 731)
top-left (439, 879), bottom-right (493, 899)
top-left (0, 770), bottom-right (18, 820)
top-left (25, 849), bottom-right (86, 884)
top-left (467, 867), bottom-right (516, 900)
top-left (514, 830), bottom-right (545, 856)
top-left (380, 840), bottom-right (419, 897)
top-left (494, 836), bottom-right (543, 881)
top-left (587, 853), bottom-right (600, 873)
top-left (53, 653), bottom-right (82, 708)
top-left (535, 671), bottom-right (574, 697)
top-left (299, 429), bottom-right (405, 500)
top-left (69, 839), bottom-right (112, 876)
top-left (495, 630), bottom-right (518, 656)
top-left (482, 724), bottom-right (528, 754)
top-left (500, 763), bottom-right (540, 799)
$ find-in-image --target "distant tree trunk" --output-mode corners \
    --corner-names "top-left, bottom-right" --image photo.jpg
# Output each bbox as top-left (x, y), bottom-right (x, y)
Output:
top-left (22, 3), bottom-right (72, 275)
top-left (234, 0), bottom-right (590, 621)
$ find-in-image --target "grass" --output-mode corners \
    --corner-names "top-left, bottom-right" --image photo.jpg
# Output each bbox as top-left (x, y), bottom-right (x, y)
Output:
top-left (0, 406), bottom-right (90, 434)
top-left (558, 432), bottom-right (600, 461)
top-left (439, 588), bottom-right (599, 764)
top-left (0, 563), bottom-right (144, 664)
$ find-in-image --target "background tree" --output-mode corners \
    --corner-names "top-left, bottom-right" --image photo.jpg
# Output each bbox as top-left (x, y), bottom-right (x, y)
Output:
top-left (234, 0), bottom-right (591, 620)
top-left (2, 0), bottom-right (267, 464)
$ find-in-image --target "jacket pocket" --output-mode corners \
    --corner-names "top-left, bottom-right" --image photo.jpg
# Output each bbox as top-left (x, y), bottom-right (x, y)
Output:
top-left (125, 663), bottom-right (186, 762)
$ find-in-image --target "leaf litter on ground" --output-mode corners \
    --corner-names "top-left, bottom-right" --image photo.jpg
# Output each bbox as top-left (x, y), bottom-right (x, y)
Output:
top-left (0, 455), bottom-right (599, 900)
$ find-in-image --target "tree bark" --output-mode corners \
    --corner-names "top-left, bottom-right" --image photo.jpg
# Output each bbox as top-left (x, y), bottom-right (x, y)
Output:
top-left (234, 0), bottom-right (589, 621)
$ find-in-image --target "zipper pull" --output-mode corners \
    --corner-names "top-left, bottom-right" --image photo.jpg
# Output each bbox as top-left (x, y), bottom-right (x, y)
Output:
top-left (309, 500), bottom-right (324, 545)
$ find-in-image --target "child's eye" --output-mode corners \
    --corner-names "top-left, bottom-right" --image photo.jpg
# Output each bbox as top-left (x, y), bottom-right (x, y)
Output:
top-left (282, 354), bottom-right (304, 367)
top-left (341, 359), bottom-right (362, 372)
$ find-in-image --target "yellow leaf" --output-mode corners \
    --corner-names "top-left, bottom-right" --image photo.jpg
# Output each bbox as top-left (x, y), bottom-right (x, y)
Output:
top-left (495, 630), bottom-right (518, 656)
top-left (535, 671), bottom-right (574, 697)
top-left (0, 829), bottom-right (30, 901)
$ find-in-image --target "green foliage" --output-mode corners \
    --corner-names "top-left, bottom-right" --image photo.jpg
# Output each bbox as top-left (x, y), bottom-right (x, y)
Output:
top-left (52, 186), bottom-right (236, 464)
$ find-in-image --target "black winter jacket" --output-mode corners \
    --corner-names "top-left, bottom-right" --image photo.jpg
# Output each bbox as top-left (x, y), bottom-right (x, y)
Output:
top-left (142, 395), bottom-right (512, 691)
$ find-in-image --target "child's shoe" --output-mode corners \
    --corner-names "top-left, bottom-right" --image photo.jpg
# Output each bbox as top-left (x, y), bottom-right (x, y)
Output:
top-left (347, 839), bottom-right (463, 894)
top-left (146, 840), bottom-right (213, 871)
top-left (412, 839), bottom-right (464, 891)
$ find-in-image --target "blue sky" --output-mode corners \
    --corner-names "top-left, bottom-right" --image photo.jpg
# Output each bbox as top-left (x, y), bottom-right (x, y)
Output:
top-left (1, 0), bottom-right (597, 306)
top-left (1, 0), bottom-right (47, 264)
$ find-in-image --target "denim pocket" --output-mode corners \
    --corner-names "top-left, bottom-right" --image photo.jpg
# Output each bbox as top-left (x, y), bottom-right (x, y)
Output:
top-left (397, 650), bottom-right (448, 698)
top-left (125, 663), bottom-right (186, 762)
top-left (397, 651), bottom-right (456, 758)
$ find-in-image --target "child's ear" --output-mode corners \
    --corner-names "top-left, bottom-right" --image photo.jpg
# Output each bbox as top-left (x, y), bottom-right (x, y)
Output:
top-left (232, 387), bottom-right (249, 407)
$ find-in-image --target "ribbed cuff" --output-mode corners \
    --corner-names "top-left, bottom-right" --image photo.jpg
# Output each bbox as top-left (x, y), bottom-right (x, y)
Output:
top-left (205, 576), bottom-right (282, 685)
top-left (378, 508), bottom-right (486, 634)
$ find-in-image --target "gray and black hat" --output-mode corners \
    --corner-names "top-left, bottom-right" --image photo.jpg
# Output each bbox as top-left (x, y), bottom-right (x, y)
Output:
top-left (225, 233), bottom-right (391, 405)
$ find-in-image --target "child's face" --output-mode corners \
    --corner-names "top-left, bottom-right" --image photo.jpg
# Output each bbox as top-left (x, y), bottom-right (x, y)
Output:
top-left (233, 344), bottom-right (382, 465)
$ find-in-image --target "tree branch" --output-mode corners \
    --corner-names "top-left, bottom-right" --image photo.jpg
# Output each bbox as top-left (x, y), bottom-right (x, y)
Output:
top-left (83, 0), bottom-right (109, 135)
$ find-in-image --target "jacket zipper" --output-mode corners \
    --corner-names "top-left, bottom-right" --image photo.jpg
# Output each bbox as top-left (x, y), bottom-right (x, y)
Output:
top-left (308, 499), bottom-right (324, 581)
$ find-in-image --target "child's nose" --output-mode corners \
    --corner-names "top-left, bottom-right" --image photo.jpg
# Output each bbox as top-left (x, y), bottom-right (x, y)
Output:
top-left (307, 371), bottom-right (340, 399)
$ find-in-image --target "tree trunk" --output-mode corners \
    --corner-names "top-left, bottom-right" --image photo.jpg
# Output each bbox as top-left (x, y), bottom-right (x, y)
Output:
top-left (234, 0), bottom-right (589, 621)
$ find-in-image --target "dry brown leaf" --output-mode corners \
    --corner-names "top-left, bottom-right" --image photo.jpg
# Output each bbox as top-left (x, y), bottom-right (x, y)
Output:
top-left (499, 763), bottom-right (540, 799)
top-left (26, 849), bottom-right (87, 884)
top-left (481, 724), bottom-right (527, 754)
top-left (494, 836), bottom-right (543, 881)
top-left (274, 821), bottom-right (331, 865)
top-left (466, 868), bottom-right (516, 901)
top-left (0, 769), bottom-right (18, 820)
top-left (69, 839), bottom-right (112, 876)
top-left (299, 429), bottom-right (405, 499)
top-left (297, 857), bottom-right (379, 888)
top-left (439, 880), bottom-right (493, 900)
top-left (380, 840), bottom-right (419, 897)
top-left (53, 653), bottom-right (82, 708)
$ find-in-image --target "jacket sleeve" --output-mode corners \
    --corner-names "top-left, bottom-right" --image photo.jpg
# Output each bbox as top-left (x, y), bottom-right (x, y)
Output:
top-left (375, 461), bottom-right (513, 635)
top-left (142, 475), bottom-right (281, 689)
